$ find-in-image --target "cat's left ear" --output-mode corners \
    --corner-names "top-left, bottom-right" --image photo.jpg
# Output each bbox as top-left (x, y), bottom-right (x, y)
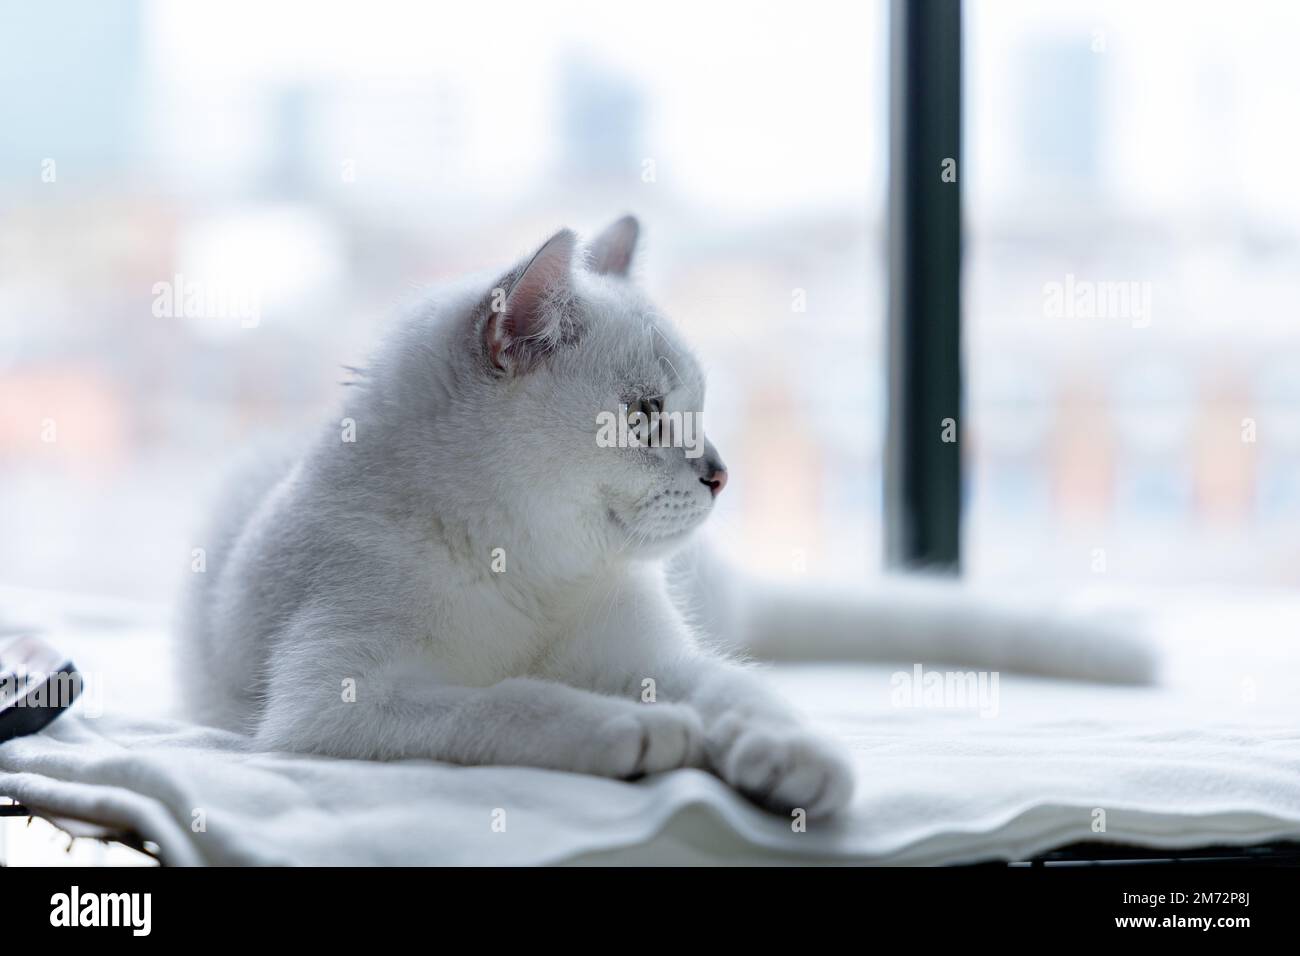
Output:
top-left (484, 229), bottom-right (577, 375)
top-left (587, 215), bottom-right (640, 278)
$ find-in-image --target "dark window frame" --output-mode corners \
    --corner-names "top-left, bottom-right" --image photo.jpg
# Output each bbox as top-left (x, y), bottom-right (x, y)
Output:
top-left (885, 0), bottom-right (963, 571)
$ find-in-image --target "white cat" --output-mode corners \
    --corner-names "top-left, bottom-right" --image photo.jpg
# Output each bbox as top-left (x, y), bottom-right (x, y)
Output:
top-left (180, 217), bottom-right (1156, 819)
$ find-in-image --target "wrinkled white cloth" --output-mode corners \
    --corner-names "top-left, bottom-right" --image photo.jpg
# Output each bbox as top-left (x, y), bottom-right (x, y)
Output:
top-left (2, 597), bottom-right (1298, 865)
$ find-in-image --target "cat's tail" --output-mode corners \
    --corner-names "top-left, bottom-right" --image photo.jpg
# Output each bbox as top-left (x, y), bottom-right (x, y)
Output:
top-left (668, 541), bottom-right (1159, 684)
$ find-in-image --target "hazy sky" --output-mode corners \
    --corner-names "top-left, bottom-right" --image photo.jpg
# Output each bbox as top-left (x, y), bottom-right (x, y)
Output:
top-left (144, 0), bottom-right (886, 212)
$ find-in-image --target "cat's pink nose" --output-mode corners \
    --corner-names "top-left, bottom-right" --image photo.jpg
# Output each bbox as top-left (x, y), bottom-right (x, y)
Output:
top-left (701, 467), bottom-right (728, 497)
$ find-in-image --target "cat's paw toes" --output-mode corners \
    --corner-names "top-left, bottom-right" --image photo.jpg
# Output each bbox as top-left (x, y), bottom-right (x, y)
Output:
top-left (715, 724), bottom-right (855, 819)
top-left (592, 705), bottom-right (705, 778)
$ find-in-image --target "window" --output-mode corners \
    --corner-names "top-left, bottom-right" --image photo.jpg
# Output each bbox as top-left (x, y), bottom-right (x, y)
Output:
top-left (0, 1), bottom-right (888, 602)
top-left (965, 0), bottom-right (1300, 586)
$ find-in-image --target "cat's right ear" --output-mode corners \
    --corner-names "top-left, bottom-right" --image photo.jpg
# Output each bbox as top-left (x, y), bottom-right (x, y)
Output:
top-left (483, 229), bottom-right (577, 375)
top-left (588, 215), bottom-right (640, 278)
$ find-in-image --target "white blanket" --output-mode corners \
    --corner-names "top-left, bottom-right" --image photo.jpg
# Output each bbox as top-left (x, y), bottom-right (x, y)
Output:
top-left (2, 597), bottom-right (1299, 865)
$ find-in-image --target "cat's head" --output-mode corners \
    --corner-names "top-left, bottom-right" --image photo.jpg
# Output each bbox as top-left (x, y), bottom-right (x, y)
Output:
top-left (374, 217), bottom-right (726, 568)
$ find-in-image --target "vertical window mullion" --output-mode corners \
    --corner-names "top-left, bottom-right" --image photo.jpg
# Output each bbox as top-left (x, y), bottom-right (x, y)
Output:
top-left (885, 0), bottom-right (964, 571)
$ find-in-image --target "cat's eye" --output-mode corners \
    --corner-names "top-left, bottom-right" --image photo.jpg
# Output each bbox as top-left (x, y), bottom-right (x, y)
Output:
top-left (628, 396), bottom-right (664, 445)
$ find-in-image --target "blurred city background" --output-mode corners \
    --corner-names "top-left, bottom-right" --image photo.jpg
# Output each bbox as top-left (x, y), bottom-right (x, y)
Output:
top-left (0, 0), bottom-right (1298, 608)
top-left (966, 0), bottom-right (1300, 587)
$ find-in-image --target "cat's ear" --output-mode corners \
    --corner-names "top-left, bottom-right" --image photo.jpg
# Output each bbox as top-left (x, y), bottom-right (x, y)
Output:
top-left (587, 215), bottom-right (640, 278)
top-left (484, 228), bottom-right (577, 374)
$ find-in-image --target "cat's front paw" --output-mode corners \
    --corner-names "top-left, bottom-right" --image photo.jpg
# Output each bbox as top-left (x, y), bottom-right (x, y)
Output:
top-left (590, 704), bottom-right (706, 779)
top-left (711, 719), bottom-right (855, 819)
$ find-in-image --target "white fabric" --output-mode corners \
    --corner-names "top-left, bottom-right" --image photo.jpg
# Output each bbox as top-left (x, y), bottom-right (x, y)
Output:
top-left (2, 597), bottom-right (1299, 865)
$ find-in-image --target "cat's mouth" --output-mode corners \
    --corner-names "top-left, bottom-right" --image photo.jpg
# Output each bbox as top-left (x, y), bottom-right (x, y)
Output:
top-left (607, 489), bottom-right (711, 549)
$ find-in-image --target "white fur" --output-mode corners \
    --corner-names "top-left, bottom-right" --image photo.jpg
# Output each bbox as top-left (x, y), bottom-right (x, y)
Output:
top-left (179, 217), bottom-right (1156, 820)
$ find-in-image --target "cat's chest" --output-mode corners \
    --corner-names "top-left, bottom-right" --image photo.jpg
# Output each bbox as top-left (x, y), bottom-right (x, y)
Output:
top-left (413, 575), bottom-right (567, 684)
top-left (409, 552), bottom-right (648, 684)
